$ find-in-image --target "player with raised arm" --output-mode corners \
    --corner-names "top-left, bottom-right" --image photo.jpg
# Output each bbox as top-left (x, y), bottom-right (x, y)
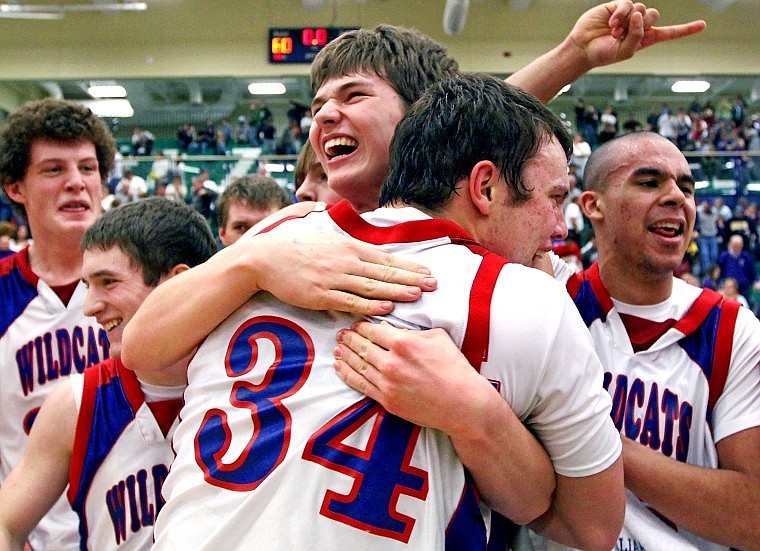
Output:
top-left (150, 73), bottom-right (623, 551)
top-left (0, 198), bottom-right (218, 551)
top-left (123, 0), bottom-right (704, 538)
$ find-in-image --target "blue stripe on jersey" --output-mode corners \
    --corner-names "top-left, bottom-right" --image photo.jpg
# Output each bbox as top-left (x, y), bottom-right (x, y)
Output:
top-left (71, 374), bottom-right (136, 550)
top-left (572, 278), bottom-right (608, 328)
top-left (444, 476), bottom-right (487, 550)
top-left (678, 305), bottom-right (721, 423)
top-left (0, 258), bottom-right (38, 338)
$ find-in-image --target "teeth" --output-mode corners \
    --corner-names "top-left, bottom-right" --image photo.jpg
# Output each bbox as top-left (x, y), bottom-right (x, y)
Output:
top-left (102, 319), bottom-right (122, 331)
top-left (324, 137), bottom-right (358, 158)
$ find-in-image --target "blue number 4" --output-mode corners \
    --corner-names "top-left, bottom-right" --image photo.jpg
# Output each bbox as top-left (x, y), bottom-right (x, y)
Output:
top-left (303, 398), bottom-right (429, 543)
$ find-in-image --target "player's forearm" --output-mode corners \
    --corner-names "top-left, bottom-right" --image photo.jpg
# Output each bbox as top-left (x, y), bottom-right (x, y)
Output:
top-left (528, 457), bottom-right (625, 551)
top-left (0, 526), bottom-right (24, 551)
top-left (505, 36), bottom-right (590, 104)
top-left (622, 437), bottom-right (760, 549)
top-left (122, 240), bottom-right (265, 372)
top-left (447, 380), bottom-right (554, 524)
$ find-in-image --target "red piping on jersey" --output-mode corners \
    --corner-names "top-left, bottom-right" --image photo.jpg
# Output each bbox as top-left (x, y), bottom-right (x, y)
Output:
top-left (460, 252), bottom-right (507, 371)
top-left (709, 298), bottom-right (740, 414)
top-left (672, 289), bottom-right (722, 336)
top-left (327, 200), bottom-right (478, 245)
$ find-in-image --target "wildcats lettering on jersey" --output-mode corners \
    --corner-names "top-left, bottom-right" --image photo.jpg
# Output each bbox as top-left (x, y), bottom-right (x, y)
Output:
top-left (604, 373), bottom-right (692, 462)
top-left (105, 464), bottom-right (169, 545)
top-left (15, 325), bottom-right (109, 397)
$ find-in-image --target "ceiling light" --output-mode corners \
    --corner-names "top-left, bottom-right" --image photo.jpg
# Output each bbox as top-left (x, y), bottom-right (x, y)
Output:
top-left (248, 82), bottom-right (286, 95)
top-left (0, 2), bottom-right (146, 18)
top-left (88, 84), bottom-right (127, 98)
top-left (671, 80), bottom-right (711, 93)
top-left (77, 99), bottom-right (134, 118)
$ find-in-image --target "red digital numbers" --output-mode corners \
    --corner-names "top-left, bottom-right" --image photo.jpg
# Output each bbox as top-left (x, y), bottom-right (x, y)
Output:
top-left (301, 27), bottom-right (328, 47)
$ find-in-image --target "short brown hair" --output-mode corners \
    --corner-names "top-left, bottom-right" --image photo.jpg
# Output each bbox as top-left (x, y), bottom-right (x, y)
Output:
top-left (0, 98), bottom-right (116, 219)
top-left (216, 175), bottom-right (293, 227)
top-left (311, 24), bottom-right (459, 108)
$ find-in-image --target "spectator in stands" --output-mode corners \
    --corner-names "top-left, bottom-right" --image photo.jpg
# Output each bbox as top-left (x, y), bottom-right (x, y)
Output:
top-left (190, 174), bottom-right (218, 229)
top-left (696, 198), bottom-right (720, 276)
top-left (657, 106), bottom-right (678, 145)
top-left (177, 123), bottom-right (195, 153)
top-left (294, 140), bottom-right (342, 204)
top-left (719, 276), bottom-right (750, 308)
top-left (9, 223), bottom-right (31, 251)
top-left (679, 271), bottom-right (701, 287)
top-left (115, 170), bottom-right (148, 203)
top-left (165, 174), bottom-right (187, 203)
top-left (713, 197), bottom-right (733, 229)
top-left (731, 95), bottom-right (747, 129)
top-left (724, 204), bottom-right (756, 252)
top-left (216, 175), bottom-right (293, 248)
top-left (570, 132), bottom-right (591, 181)
top-left (564, 190), bottom-right (584, 247)
top-left (701, 263), bottom-right (721, 291)
top-left (220, 118), bottom-right (233, 147)
top-left (718, 234), bottom-right (756, 301)
top-left (131, 127), bottom-right (155, 156)
top-left (198, 119), bottom-right (217, 155)
top-left (0, 222), bottom-right (15, 259)
top-left (645, 105), bottom-right (661, 132)
top-left (149, 150), bottom-right (171, 188)
top-left (675, 107), bottom-right (692, 150)
top-left (621, 112), bottom-right (643, 134)
top-left (235, 116), bottom-right (250, 145)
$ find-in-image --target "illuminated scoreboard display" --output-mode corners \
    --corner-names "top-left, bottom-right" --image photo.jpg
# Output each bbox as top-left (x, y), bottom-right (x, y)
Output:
top-left (269, 27), bottom-right (358, 64)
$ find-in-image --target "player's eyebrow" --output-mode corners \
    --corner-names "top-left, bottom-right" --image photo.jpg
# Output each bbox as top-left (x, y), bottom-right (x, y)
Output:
top-left (632, 166), bottom-right (695, 186)
top-left (311, 79), bottom-right (369, 109)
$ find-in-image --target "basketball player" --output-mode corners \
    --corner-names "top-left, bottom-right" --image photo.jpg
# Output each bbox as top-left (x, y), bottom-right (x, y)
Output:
top-left (124, 0), bottom-right (705, 536)
top-left (342, 133), bottom-right (760, 550)
top-left (546, 132), bottom-right (760, 550)
top-left (294, 140), bottom-right (342, 204)
top-left (216, 174), bottom-right (293, 247)
top-left (148, 74), bottom-right (623, 551)
top-left (0, 98), bottom-right (115, 551)
top-left (0, 198), bottom-right (217, 551)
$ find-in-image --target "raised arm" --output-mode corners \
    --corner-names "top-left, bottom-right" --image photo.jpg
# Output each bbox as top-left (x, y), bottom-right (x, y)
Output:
top-left (122, 215), bottom-right (437, 376)
top-left (0, 385), bottom-right (75, 551)
top-left (333, 323), bottom-right (555, 524)
top-left (507, 0), bottom-right (706, 103)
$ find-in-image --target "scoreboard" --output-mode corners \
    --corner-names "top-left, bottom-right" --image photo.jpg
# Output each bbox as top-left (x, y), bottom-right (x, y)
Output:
top-left (269, 27), bottom-right (358, 64)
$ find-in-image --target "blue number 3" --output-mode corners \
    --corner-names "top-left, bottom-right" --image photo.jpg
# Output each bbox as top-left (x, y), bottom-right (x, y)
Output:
top-left (195, 316), bottom-right (314, 490)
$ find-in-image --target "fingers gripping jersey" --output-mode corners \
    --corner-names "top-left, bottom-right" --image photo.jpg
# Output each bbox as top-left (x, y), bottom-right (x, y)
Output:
top-left (0, 249), bottom-right (110, 550)
top-left (564, 263), bottom-right (760, 551)
top-left (67, 359), bottom-right (177, 551)
top-left (154, 202), bottom-right (620, 551)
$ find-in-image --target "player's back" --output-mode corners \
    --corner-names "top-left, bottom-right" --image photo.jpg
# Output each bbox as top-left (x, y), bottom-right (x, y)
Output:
top-left (155, 202), bottom-right (574, 550)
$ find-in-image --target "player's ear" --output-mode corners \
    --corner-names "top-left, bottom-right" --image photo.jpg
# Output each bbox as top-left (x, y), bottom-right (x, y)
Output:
top-left (580, 190), bottom-right (603, 221)
top-left (468, 160), bottom-right (498, 216)
top-left (3, 178), bottom-right (24, 204)
top-left (164, 264), bottom-right (191, 280)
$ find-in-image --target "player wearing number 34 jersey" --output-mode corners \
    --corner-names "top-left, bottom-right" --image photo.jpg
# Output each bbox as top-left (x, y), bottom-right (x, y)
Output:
top-left (154, 200), bottom-right (621, 550)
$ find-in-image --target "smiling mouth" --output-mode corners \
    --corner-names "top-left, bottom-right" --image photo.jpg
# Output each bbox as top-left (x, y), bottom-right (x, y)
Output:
top-left (102, 319), bottom-right (122, 332)
top-left (649, 221), bottom-right (684, 238)
top-left (324, 137), bottom-right (358, 160)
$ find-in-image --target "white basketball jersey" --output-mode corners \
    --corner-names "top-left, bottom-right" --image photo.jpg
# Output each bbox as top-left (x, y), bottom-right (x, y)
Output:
top-left (67, 358), bottom-right (177, 551)
top-left (154, 202), bottom-right (620, 551)
top-left (521, 263), bottom-right (760, 551)
top-left (0, 249), bottom-right (110, 550)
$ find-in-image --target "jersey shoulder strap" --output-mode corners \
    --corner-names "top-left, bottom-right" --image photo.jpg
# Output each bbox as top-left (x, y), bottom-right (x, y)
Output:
top-left (460, 251), bottom-right (507, 371)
